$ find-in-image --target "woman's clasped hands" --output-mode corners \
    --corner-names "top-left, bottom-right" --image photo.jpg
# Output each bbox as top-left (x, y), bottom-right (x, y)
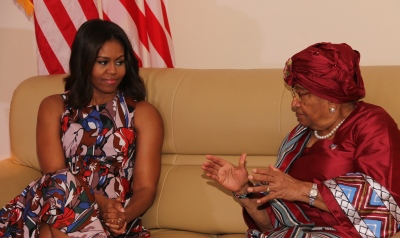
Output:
top-left (202, 153), bottom-right (303, 204)
top-left (96, 195), bottom-right (127, 236)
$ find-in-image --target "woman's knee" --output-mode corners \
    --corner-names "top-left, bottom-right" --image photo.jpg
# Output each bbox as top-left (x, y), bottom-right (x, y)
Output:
top-left (38, 223), bottom-right (51, 238)
top-left (39, 222), bottom-right (69, 238)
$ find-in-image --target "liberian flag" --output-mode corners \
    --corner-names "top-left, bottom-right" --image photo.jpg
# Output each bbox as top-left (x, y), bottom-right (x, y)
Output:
top-left (16, 0), bottom-right (174, 75)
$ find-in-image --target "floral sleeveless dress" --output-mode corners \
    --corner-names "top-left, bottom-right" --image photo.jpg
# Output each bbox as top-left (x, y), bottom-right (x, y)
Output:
top-left (0, 91), bottom-right (150, 237)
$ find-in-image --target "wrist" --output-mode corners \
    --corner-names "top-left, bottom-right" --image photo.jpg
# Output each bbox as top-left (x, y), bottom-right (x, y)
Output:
top-left (232, 191), bottom-right (252, 199)
top-left (94, 194), bottom-right (105, 204)
top-left (309, 183), bottom-right (318, 206)
top-left (232, 181), bottom-right (253, 199)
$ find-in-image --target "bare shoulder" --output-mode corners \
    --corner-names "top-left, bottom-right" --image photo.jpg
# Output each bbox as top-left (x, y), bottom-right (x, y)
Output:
top-left (135, 101), bottom-right (161, 117)
top-left (37, 94), bottom-right (67, 173)
top-left (134, 100), bottom-right (163, 129)
top-left (40, 94), bottom-right (64, 107)
top-left (38, 94), bottom-right (65, 116)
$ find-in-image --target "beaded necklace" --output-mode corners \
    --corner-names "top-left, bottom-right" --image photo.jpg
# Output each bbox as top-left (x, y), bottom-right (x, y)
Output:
top-left (314, 118), bottom-right (345, 140)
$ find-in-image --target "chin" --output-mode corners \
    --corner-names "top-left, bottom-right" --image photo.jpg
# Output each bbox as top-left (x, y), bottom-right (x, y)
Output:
top-left (297, 119), bottom-right (311, 128)
top-left (102, 87), bottom-right (119, 93)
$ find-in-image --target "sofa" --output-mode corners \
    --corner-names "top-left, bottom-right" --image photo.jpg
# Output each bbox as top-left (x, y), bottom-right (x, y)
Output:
top-left (1, 67), bottom-right (400, 237)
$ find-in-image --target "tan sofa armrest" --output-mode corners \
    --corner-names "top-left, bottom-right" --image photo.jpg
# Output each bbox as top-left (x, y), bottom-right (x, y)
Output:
top-left (0, 158), bottom-right (42, 206)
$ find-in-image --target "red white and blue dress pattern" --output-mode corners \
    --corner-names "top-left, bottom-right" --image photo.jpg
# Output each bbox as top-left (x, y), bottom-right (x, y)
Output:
top-left (0, 92), bottom-right (150, 237)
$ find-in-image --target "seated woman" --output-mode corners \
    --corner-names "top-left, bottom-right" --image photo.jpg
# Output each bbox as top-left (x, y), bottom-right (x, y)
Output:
top-left (0, 19), bottom-right (163, 237)
top-left (202, 42), bottom-right (400, 237)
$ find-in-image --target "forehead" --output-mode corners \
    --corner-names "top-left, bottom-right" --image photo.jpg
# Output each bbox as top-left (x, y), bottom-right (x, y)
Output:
top-left (292, 84), bottom-right (308, 91)
top-left (97, 40), bottom-right (124, 56)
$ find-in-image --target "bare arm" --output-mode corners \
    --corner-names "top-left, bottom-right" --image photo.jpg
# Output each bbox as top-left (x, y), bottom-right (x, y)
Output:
top-left (124, 100), bottom-right (163, 222)
top-left (237, 194), bottom-right (273, 231)
top-left (36, 95), bottom-right (67, 174)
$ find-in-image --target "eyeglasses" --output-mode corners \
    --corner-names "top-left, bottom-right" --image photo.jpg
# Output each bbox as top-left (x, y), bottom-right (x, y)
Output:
top-left (291, 87), bottom-right (311, 102)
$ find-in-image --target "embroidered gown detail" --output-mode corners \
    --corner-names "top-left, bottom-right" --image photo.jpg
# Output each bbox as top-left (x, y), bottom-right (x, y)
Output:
top-left (244, 102), bottom-right (400, 238)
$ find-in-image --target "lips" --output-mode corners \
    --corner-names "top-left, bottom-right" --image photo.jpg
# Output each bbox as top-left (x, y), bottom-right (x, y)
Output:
top-left (295, 112), bottom-right (304, 118)
top-left (105, 78), bottom-right (118, 85)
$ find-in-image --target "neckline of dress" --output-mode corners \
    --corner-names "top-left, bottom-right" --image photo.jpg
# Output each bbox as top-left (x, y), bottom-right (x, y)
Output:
top-left (87, 91), bottom-right (120, 107)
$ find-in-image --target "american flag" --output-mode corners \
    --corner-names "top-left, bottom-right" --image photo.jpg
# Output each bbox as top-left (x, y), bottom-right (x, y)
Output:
top-left (17, 0), bottom-right (174, 75)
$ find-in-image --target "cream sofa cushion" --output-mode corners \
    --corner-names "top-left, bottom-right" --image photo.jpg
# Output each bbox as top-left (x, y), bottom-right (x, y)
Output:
top-left (3, 67), bottom-right (400, 237)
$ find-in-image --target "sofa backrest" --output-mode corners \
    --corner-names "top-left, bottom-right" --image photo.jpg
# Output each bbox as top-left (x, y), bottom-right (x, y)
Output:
top-left (10, 75), bottom-right (65, 169)
top-left (140, 68), bottom-right (297, 233)
top-left (9, 66), bottom-right (400, 234)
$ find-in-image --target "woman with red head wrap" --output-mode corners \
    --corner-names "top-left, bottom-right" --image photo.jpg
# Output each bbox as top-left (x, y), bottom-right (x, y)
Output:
top-left (284, 42), bottom-right (365, 103)
top-left (203, 43), bottom-right (400, 237)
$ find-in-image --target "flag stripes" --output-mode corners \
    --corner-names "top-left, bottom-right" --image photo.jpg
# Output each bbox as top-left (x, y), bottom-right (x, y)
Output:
top-left (78, 0), bottom-right (99, 21)
top-left (102, 1), bottom-right (146, 67)
top-left (23, 0), bottom-right (174, 75)
top-left (33, 0), bottom-right (99, 74)
top-left (144, 0), bottom-right (174, 67)
top-left (33, 17), bottom-right (64, 75)
top-left (103, 0), bottom-right (174, 68)
top-left (43, 0), bottom-right (76, 47)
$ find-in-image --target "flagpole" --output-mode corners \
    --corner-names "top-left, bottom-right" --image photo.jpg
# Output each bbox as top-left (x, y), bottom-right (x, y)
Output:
top-left (97, 0), bottom-right (103, 19)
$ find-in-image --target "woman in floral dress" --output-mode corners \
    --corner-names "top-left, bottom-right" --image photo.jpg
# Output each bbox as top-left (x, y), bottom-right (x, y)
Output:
top-left (0, 19), bottom-right (163, 238)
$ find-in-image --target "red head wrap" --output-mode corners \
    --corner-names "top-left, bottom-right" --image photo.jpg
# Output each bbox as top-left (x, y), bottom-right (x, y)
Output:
top-left (283, 42), bottom-right (365, 103)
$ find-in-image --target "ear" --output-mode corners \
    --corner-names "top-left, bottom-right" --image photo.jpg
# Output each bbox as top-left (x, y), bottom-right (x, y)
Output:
top-left (328, 102), bottom-right (338, 114)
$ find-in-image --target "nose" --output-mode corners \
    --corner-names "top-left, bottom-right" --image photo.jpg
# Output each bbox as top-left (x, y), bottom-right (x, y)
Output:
top-left (291, 97), bottom-right (300, 112)
top-left (107, 63), bottom-right (116, 74)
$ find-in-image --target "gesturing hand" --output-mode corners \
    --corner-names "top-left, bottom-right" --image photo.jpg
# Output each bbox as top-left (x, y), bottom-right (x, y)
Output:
top-left (202, 153), bottom-right (250, 193)
top-left (248, 164), bottom-right (304, 204)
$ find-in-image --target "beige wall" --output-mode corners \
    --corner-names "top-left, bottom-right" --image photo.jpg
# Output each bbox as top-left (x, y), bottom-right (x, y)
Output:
top-left (1, 0), bottom-right (400, 160)
top-left (0, 0), bottom-right (37, 160)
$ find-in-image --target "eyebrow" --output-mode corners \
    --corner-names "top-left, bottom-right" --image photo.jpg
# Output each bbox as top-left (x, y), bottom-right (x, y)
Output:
top-left (96, 55), bottom-right (125, 60)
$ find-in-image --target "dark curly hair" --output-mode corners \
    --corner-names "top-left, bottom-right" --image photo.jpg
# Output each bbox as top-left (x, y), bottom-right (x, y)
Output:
top-left (64, 19), bottom-right (146, 108)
